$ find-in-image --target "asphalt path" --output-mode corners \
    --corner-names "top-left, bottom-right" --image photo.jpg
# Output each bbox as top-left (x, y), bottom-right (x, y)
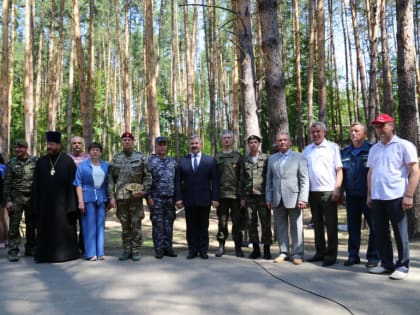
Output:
top-left (1, 210), bottom-right (419, 315)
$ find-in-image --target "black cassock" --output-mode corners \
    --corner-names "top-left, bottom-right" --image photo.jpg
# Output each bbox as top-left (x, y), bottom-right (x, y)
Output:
top-left (32, 152), bottom-right (79, 262)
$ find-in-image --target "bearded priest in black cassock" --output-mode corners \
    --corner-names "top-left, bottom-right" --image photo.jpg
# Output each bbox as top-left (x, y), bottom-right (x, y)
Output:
top-left (32, 131), bottom-right (80, 262)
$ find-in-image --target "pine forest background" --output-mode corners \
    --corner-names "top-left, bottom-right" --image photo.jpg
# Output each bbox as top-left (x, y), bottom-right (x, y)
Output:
top-left (1, 0), bottom-right (420, 235)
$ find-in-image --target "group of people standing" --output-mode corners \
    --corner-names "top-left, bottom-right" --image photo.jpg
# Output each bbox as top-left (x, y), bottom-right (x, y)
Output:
top-left (1, 113), bottom-right (418, 281)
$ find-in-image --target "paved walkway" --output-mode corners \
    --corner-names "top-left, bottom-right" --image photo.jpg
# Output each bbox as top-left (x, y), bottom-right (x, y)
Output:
top-left (1, 209), bottom-right (419, 315)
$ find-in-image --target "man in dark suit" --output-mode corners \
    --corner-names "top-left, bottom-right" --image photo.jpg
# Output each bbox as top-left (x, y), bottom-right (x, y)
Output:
top-left (175, 135), bottom-right (220, 259)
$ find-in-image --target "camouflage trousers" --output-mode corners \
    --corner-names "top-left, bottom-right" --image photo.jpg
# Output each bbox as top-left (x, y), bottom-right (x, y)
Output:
top-left (116, 199), bottom-right (145, 254)
top-left (8, 197), bottom-right (36, 255)
top-left (150, 197), bottom-right (176, 251)
top-left (245, 196), bottom-right (272, 245)
top-left (216, 198), bottom-right (242, 243)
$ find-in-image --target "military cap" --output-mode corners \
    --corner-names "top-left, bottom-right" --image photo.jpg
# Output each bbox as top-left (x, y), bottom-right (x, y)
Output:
top-left (15, 139), bottom-right (28, 148)
top-left (46, 131), bottom-right (61, 144)
top-left (155, 136), bottom-right (169, 143)
top-left (247, 135), bottom-right (262, 142)
top-left (121, 132), bottom-right (134, 140)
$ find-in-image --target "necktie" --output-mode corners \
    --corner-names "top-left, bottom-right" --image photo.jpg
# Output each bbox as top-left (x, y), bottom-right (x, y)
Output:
top-left (280, 154), bottom-right (286, 173)
top-left (193, 154), bottom-right (198, 172)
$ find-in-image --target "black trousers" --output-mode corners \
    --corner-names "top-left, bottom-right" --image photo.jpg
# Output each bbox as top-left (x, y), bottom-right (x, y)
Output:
top-left (185, 206), bottom-right (210, 255)
top-left (309, 191), bottom-right (338, 260)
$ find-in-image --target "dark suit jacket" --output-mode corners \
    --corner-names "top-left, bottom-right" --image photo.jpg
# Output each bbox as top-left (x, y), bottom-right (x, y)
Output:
top-left (175, 153), bottom-right (220, 207)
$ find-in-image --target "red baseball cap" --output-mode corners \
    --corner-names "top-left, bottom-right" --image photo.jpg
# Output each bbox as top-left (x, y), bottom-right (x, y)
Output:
top-left (121, 132), bottom-right (134, 140)
top-left (371, 113), bottom-right (395, 125)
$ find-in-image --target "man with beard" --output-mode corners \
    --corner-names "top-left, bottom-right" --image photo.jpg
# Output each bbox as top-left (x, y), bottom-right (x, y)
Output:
top-left (32, 131), bottom-right (79, 262)
top-left (68, 136), bottom-right (90, 254)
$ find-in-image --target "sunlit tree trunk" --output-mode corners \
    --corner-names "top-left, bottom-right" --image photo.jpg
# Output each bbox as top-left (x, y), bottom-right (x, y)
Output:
top-left (66, 38), bottom-right (75, 153)
top-left (73, 0), bottom-right (92, 143)
top-left (366, 0), bottom-right (381, 141)
top-left (122, 0), bottom-right (131, 132)
top-left (24, 0), bottom-right (34, 153)
top-left (0, 0), bottom-right (10, 158)
top-left (87, 0), bottom-right (95, 136)
top-left (236, 0), bottom-right (261, 142)
top-left (341, 0), bottom-right (354, 124)
top-left (396, 0), bottom-right (420, 237)
top-left (307, 0), bottom-right (315, 142)
top-left (293, 0), bottom-right (304, 150)
top-left (183, 0), bottom-right (198, 135)
top-left (350, 0), bottom-right (369, 125)
top-left (144, 0), bottom-right (160, 153)
top-left (8, 0), bottom-right (15, 154)
top-left (203, 0), bottom-right (217, 155)
top-left (170, 0), bottom-right (180, 159)
top-left (33, 5), bottom-right (43, 156)
top-left (316, 0), bottom-right (327, 124)
top-left (258, 0), bottom-right (289, 145)
top-left (380, 0), bottom-right (394, 115)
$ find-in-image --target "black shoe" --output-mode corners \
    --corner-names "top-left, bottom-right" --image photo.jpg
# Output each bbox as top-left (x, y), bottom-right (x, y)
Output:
top-left (199, 252), bottom-right (209, 259)
top-left (263, 245), bottom-right (271, 260)
top-left (164, 249), bottom-right (178, 257)
top-left (322, 259), bottom-right (337, 267)
top-left (343, 257), bottom-right (360, 266)
top-left (234, 241), bottom-right (244, 257)
top-left (307, 254), bottom-right (324, 262)
top-left (365, 260), bottom-right (379, 268)
top-left (155, 250), bottom-right (164, 259)
top-left (248, 242), bottom-right (261, 259)
top-left (187, 252), bottom-right (197, 259)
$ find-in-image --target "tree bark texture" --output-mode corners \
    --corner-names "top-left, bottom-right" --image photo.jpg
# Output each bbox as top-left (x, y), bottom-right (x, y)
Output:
top-left (236, 0), bottom-right (261, 143)
top-left (396, 0), bottom-right (420, 237)
top-left (257, 0), bottom-right (289, 145)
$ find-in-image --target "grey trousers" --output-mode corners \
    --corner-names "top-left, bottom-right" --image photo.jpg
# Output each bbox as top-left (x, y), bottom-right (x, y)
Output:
top-left (273, 201), bottom-right (304, 258)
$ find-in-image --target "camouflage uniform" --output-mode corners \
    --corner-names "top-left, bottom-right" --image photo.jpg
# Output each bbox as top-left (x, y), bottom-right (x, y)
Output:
top-left (215, 151), bottom-right (242, 249)
top-left (148, 154), bottom-right (177, 255)
top-left (108, 150), bottom-right (151, 257)
top-left (3, 156), bottom-right (38, 256)
top-left (239, 153), bottom-right (272, 246)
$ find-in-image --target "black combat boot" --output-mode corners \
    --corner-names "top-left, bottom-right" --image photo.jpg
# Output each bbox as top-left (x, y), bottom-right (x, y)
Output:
top-left (263, 244), bottom-right (272, 260)
top-left (248, 243), bottom-right (261, 259)
top-left (235, 241), bottom-right (244, 257)
top-left (215, 240), bottom-right (225, 257)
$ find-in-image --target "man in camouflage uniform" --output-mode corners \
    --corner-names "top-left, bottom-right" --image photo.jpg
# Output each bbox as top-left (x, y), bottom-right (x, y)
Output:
top-left (239, 135), bottom-right (272, 260)
top-left (147, 136), bottom-right (177, 259)
top-left (108, 132), bottom-right (152, 261)
top-left (214, 130), bottom-right (243, 257)
top-left (3, 139), bottom-right (38, 262)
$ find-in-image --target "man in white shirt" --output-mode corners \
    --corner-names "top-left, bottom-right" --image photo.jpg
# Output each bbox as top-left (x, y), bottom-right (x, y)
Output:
top-left (367, 113), bottom-right (420, 280)
top-left (304, 122), bottom-right (343, 266)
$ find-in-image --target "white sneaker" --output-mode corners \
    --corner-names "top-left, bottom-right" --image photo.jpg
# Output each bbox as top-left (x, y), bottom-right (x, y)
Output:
top-left (369, 266), bottom-right (392, 274)
top-left (389, 267), bottom-right (408, 280)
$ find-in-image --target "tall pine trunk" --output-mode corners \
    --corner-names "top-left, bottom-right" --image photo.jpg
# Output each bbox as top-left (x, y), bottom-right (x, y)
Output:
top-left (258, 0), bottom-right (289, 144)
top-left (396, 0), bottom-right (420, 237)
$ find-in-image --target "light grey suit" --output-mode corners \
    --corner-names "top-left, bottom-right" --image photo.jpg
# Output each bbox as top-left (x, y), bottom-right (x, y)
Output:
top-left (266, 150), bottom-right (309, 259)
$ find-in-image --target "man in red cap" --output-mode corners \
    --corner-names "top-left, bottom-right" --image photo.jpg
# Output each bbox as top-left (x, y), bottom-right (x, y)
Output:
top-left (367, 113), bottom-right (420, 280)
top-left (108, 132), bottom-right (152, 261)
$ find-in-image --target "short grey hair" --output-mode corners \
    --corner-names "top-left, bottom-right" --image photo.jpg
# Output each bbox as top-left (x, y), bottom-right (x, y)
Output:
top-left (275, 131), bottom-right (290, 140)
top-left (310, 121), bottom-right (327, 132)
top-left (350, 121), bottom-right (367, 134)
top-left (189, 134), bottom-right (202, 144)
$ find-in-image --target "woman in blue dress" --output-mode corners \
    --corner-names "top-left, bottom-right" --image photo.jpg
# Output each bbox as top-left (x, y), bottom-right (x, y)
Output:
top-left (73, 142), bottom-right (108, 261)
